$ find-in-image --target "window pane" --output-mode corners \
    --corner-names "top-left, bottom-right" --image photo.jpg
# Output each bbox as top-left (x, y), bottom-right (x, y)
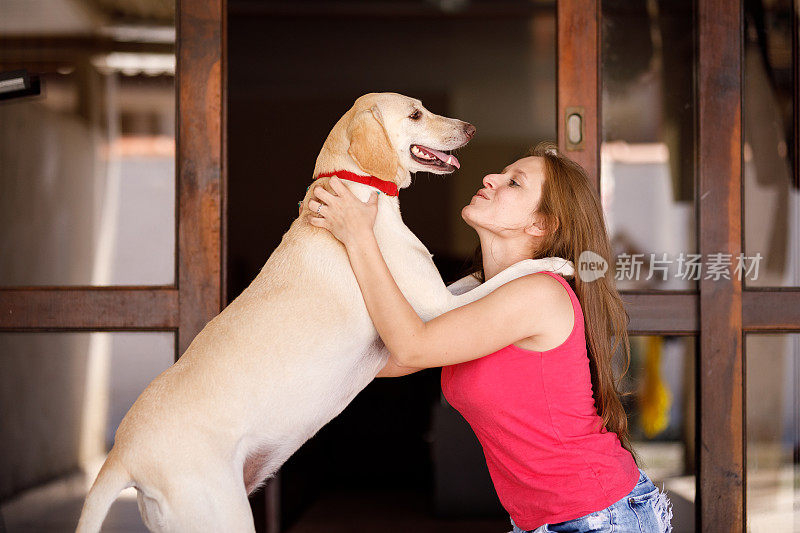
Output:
top-left (743, 1), bottom-right (799, 288)
top-left (0, 331), bottom-right (173, 531)
top-left (601, 0), bottom-right (697, 291)
top-left (0, 1), bottom-right (175, 286)
top-left (617, 335), bottom-right (697, 532)
top-left (746, 334), bottom-right (799, 531)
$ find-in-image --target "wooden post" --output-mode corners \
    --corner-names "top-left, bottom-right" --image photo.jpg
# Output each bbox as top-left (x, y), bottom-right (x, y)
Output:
top-left (177, 0), bottom-right (227, 354)
top-left (557, 0), bottom-right (600, 192)
top-left (697, 0), bottom-right (744, 529)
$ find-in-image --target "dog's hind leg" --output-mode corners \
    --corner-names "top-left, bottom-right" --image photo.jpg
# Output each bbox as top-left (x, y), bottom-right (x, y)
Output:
top-left (151, 473), bottom-right (255, 533)
top-left (137, 490), bottom-right (168, 532)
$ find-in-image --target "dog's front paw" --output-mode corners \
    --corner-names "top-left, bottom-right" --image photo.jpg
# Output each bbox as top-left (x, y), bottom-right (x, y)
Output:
top-left (446, 272), bottom-right (482, 296)
top-left (515, 257), bottom-right (575, 278)
top-left (541, 257), bottom-right (575, 278)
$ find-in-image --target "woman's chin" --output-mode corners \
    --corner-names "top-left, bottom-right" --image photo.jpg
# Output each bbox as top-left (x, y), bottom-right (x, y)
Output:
top-left (460, 206), bottom-right (478, 228)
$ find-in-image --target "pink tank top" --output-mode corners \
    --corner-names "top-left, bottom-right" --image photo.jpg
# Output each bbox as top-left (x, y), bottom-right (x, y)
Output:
top-left (440, 271), bottom-right (639, 530)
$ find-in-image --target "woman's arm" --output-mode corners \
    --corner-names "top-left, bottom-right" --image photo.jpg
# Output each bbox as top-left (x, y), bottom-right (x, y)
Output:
top-left (376, 357), bottom-right (424, 377)
top-left (373, 274), bottom-right (480, 377)
top-left (306, 177), bottom-right (564, 369)
top-left (343, 234), bottom-right (561, 367)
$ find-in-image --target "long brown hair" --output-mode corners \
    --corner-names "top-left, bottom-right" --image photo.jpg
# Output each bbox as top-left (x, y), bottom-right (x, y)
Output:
top-left (465, 141), bottom-right (639, 465)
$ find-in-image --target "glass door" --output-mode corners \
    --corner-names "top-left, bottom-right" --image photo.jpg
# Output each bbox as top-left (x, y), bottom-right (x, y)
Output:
top-left (0, 0), bottom-right (226, 529)
top-left (559, 0), bottom-right (800, 530)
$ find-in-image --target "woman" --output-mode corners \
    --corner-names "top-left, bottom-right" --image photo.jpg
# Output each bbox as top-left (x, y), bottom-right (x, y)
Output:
top-left (305, 142), bottom-right (673, 533)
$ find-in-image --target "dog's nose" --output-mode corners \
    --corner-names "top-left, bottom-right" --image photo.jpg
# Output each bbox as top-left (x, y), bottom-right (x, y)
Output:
top-left (463, 122), bottom-right (476, 139)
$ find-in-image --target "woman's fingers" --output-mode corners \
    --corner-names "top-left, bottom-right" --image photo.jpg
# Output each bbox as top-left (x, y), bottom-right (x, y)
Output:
top-left (328, 176), bottom-right (353, 197)
top-left (308, 199), bottom-right (322, 213)
top-left (312, 183), bottom-right (337, 203)
top-left (311, 188), bottom-right (333, 205)
top-left (307, 213), bottom-right (330, 229)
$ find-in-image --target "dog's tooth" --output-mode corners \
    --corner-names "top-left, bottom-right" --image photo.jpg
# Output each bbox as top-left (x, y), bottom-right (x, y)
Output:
top-left (446, 155), bottom-right (453, 165)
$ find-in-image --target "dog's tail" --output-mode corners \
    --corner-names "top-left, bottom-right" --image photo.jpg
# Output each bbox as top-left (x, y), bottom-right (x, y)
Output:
top-left (76, 452), bottom-right (132, 533)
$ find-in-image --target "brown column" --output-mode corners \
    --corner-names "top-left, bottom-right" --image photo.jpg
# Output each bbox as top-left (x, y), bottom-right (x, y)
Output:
top-left (697, 0), bottom-right (744, 529)
top-left (177, 0), bottom-right (227, 354)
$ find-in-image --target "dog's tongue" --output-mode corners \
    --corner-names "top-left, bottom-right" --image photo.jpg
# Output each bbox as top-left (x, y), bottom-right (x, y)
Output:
top-left (426, 147), bottom-right (460, 169)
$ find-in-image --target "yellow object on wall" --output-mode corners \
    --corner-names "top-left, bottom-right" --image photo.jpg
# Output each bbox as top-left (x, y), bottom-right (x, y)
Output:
top-left (638, 336), bottom-right (673, 438)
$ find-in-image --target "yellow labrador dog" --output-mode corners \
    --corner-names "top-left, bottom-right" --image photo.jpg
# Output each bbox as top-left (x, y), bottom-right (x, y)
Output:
top-left (77, 92), bottom-right (574, 532)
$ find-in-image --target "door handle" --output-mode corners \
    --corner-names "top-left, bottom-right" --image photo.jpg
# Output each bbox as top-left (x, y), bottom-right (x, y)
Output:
top-left (564, 106), bottom-right (585, 150)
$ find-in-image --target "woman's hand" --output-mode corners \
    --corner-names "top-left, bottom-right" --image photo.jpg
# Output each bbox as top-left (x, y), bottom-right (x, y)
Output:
top-left (307, 176), bottom-right (380, 247)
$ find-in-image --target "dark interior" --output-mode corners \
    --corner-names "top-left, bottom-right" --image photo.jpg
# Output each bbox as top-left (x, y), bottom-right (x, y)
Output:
top-left (226, 2), bottom-right (557, 530)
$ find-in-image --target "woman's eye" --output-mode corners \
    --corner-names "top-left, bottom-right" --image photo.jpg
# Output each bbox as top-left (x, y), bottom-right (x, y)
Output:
top-left (509, 179), bottom-right (519, 187)
top-left (409, 110), bottom-right (422, 120)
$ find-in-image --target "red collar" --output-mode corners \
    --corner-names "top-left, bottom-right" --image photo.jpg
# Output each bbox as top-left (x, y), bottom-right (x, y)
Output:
top-left (314, 170), bottom-right (399, 197)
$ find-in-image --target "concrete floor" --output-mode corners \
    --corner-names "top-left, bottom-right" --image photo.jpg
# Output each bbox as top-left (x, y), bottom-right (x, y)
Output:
top-left (0, 473), bottom-right (511, 533)
top-left (284, 489), bottom-right (512, 533)
top-left (1, 444), bottom-right (796, 532)
top-left (0, 466), bottom-right (688, 533)
top-left (1, 468), bottom-right (145, 532)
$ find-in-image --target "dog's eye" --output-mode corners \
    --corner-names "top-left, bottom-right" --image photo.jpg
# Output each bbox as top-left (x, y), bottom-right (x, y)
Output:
top-left (409, 110), bottom-right (422, 120)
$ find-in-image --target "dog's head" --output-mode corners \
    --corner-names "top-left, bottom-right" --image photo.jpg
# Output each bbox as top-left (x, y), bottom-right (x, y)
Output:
top-left (317, 93), bottom-right (475, 190)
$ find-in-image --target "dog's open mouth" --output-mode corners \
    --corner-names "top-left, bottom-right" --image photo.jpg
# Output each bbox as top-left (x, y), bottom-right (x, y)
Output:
top-left (410, 144), bottom-right (461, 170)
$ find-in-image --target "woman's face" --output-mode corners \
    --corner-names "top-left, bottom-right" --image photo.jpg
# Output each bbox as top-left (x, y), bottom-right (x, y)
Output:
top-left (461, 155), bottom-right (546, 237)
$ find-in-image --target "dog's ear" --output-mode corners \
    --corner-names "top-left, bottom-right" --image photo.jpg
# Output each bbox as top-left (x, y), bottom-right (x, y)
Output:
top-left (347, 105), bottom-right (399, 182)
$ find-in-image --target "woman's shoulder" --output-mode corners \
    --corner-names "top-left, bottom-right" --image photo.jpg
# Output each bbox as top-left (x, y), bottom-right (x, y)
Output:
top-left (487, 271), bottom-right (575, 326)
top-left (515, 271), bottom-right (574, 301)
top-left (501, 272), bottom-right (576, 320)
top-left (510, 272), bottom-right (577, 352)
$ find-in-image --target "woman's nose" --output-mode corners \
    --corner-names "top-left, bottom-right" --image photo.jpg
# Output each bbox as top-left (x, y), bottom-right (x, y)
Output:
top-left (482, 174), bottom-right (498, 188)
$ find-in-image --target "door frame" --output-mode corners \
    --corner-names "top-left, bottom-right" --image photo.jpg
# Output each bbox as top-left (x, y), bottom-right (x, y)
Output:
top-left (0, 0), bottom-right (229, 521)
top-left (176, 0), bottom-right (228, 353)
top-left (0, 0), bottom-right (227, 352)
top-left (557, 0), bottom-right (800, 530)
top-left (4, 1), bottom-right (799, 531)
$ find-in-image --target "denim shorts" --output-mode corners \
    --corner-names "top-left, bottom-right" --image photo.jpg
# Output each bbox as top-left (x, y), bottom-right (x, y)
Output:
top-left (509, 468), bottom-right (673, 533)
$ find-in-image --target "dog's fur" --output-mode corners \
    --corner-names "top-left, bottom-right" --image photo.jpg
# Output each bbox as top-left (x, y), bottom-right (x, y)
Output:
top-left (76, 93), bottom-right (574, 532)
